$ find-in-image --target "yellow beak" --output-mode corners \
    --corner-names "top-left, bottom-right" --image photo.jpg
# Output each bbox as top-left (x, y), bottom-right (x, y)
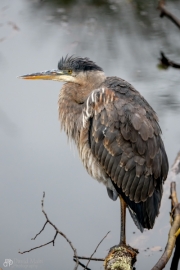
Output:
top-left (18, 70), bottom-right (63, 80)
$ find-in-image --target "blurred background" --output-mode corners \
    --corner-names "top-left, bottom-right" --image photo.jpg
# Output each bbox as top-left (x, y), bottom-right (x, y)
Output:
top-left (0, 0), bottom-right (180, 269)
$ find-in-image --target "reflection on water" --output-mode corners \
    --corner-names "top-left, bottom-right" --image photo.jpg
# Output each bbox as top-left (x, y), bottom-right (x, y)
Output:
top-left (27, 0), bottom-right (180, 113)
top-left (0, 0), bottom-right (180, 270)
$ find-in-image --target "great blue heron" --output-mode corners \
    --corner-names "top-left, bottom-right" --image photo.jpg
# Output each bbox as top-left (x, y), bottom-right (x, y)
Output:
top-left (19, 56), bottom-right (169, 248)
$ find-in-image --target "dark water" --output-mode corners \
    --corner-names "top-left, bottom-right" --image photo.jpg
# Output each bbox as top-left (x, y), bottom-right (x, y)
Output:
top-left (0, 0), bottom-right (180, 269)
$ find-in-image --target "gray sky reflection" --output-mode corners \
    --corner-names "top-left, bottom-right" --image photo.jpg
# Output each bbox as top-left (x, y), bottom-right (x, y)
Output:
top-left (0, 0), bottom-right (180, 269)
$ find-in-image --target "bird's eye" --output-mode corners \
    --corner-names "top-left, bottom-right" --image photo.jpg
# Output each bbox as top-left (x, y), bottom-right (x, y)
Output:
top-left (68, 70), bottom-right (72, 74)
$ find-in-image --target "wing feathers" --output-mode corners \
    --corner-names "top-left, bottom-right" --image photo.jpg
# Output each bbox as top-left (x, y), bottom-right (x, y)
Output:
top-left (136, 136), bottom-right (146, 155)
top-left (122, 171), bottom-right (131, 191)
top-left (141, 177), bottom-right (150, 202)
top-left (117, 167), bottom-right (126, 188)
top-left (124, 168), bottom-right (136, 196)
top-left (107, 156), bottom-right (115, 175)
top-left (134, 175), bottom-right (145, 203)
top-left (113, 165), bottom-right (121, 184)
top-left (125, 158), bottom-right (136, 171)
top-left (121, 123), bottom-right (131, 140)
top-left (130, 129), bottom-right (138, 143)
top-left (136, 163), bottom-right (144, 177)
top-left (101, 148), bottom-right (108, 166)
top-left (148, 136), bottom-right (157, 159)
top-left (129, 176), bottom-right (140, 201)
top-left (83, 81), bottom-right (168, 229)
top-left (110, 155), bottom-right (122, 179)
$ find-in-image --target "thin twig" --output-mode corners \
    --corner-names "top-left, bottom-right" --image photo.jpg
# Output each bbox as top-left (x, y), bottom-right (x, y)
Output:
top-left (19, 192), bottom-right (79, 270)
top-left (171, 151), bottom-right (180, 175)
top-left (41, 193), bottom-right (79, 270)
top-left (31, 221), bottom-right (48, 240)
top-left (84, 231), bottom-right (110, 270)
top-left (73, 258), bottom-right (91, 270)
top-left (19, 231), bottom-right (58, 254)
top-left (19, 240), bottom-right (54, 254)
top-left (74, 256), bottom-right (104, 261)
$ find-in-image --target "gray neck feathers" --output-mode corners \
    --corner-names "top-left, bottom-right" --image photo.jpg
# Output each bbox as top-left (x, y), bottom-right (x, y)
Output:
top-left (58, 71), bottom-right (106, 143)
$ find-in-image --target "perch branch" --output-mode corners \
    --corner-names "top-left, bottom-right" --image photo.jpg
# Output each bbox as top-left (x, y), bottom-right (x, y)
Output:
top-left (19, 192), bottom-right (79, 270)
top-left (104, 245), bottom-right (138, 270)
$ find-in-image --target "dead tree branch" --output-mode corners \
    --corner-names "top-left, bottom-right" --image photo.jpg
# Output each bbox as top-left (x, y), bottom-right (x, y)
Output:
top-left (31, 220), bottom-right (48, 240)
top-left (172, 151), bottom-right (180, 175)
top-left (19, 192), bottom-right (80, 270)
top-left (74, 256), bottom-right (104, 262)
top-left (19, 149), bottom-right (180, 270)
top-left (84, 231), bottom-right (110, 270)
top-left (73, 258), bottom-right (91, 270)
top-left (151, 182), bottom-right (180, 270)
top-left (152, 151), bottom-right (180, 270)
top-left (170, 234), bottom-right (180, 270)
top-left (159, 52), bottom-right (180, 69)
top-left (158, 0), bottom-right (180, 30)
top-left (19, 192), bottom-right (110, 270)
top-left (157, 1), bottom-right (180, 69)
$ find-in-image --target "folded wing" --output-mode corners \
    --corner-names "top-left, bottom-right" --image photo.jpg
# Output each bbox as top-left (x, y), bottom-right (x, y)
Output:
top-left (82, 77), bottom-right (169, 229)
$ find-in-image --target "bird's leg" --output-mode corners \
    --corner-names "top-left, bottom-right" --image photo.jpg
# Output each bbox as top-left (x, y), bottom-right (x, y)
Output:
top-left (106, 196), bottom-right (138, 268)
top-left (119, 195), bottom-right (126, 246)
top-left (108, 195), bottom-right (138, 258)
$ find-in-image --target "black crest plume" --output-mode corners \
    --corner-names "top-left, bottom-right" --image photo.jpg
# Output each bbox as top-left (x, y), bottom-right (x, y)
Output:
top-left (58, 55), bottom-right (103, 72)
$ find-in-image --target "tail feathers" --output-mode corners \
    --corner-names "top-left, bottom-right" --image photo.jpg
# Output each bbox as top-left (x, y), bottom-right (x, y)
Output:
top-left (111, 177), bottom-right (163, 231)
top-left (128, 206), bottom-right (144, 233)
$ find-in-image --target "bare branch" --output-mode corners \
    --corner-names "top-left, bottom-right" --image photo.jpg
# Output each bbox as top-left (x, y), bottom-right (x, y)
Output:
top-left (84, 231), bottom-right (110, 270)
top-left (171, 182), bottom-right (179, 207)
top-left (170, 234), bottom-right (180, 270)
top-left (19, 240), bottom-right (54, 254)
top-left (158, 0), bottom-right (180, 29)
top-left (19, 148), bottom-right (180, 270)
top-left (19, 192), bottom-right (79, 270)
top-left (73, 258), bottom-right (91, 270)
top-left (152, 182), bottom-right (180, 270)
top-left (157, 1), bottom-right (180, 70)
top-left (159, 52), bottom-right (180, 69)
top-left (74, 256), bottom-right (104, 262)
top-left (31, 221), bottom-right (48, 240)
top-left (172, 151), bottom-right (180, 175)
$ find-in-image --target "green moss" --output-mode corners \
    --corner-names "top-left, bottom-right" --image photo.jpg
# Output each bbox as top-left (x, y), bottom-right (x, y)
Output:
top-left (105, 246), bottom-right (134, 270)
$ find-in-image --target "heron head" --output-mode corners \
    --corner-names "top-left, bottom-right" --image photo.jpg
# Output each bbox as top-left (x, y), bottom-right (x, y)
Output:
top-left (18, 56), bottom-right (104, 85)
